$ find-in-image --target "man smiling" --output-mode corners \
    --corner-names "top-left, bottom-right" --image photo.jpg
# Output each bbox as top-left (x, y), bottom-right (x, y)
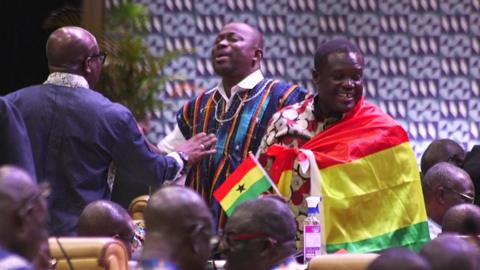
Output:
top-left (259, 39), bottom-right (429, 253)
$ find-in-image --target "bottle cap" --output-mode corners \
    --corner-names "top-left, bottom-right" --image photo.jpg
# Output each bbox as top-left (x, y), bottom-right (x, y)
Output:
top-left (306, 196), bottom-right (320, 208)
top-left (306, 196), bottom-right (320, 214)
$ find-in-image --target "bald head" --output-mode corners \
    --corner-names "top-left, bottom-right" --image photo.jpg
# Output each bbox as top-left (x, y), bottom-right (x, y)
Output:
top-left (420, 234), bottom-right (480, 270)
top-left (421, 139), bottom-right (465, 174)
top-left (77, 200), bottom-right (131, 236)
top-left (442, 204), bottom-right (480, 235)
top-left (46, 26), bottom-right (101, 88)
top-left (142, 186), bottom-right (213, 270)
top-left (224, 196), bottom-right (297, 270)
top-left (367, 248), bottom-right (431, 270)
top-left (227, 196), bottom-right (296, 242)
top-left (0, 165), bottom-right (47, 261)
top-left (422, 162), bottom-right (474, 224)
top-left (144, 186), bottom-right (212, 232)
top-left (0, 165), bottom-right (37, 206)
top-left (77, 200), bottom-right (134, 256)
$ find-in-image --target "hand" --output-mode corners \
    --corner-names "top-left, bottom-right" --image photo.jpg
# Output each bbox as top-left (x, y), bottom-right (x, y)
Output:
top-left (176, 133), bottom-right (217, 166)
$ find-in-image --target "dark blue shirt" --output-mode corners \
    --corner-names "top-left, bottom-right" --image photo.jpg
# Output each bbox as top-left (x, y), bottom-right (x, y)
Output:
top-left (0, 97), bottom-right (36, 179)
top-left (6, 82), bottom-right (179, 236)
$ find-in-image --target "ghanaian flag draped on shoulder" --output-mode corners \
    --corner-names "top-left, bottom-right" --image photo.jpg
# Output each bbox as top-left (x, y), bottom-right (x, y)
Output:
top-left (266, 97), bottom-right (430, 253)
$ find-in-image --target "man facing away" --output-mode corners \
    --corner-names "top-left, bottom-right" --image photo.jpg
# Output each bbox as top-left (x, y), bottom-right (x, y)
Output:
top-left (77, 200), bottom-right (137, 258)
top-left (0, 165), bottom-right (48, 270)
top-left (139, 186), bottom-right (214, 270)
top-left (442, 203), bottom-right (480, 235)
top-left (5, 26), bottom-right (216, 236)
top-left (158, 22), bottom-right (308, 230)
top-left (420, 139), bottom-right (465, 176)
top-left (221, 196), bottom-right (304, 270)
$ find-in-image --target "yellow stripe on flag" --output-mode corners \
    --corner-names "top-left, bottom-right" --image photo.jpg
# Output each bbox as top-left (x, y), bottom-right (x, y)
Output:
top-left (277, 170), bottom-right (293, 198)
top-left (220, 167), bottom-right (265, 211)
top-left (319, 142), bottom-right (427, 245)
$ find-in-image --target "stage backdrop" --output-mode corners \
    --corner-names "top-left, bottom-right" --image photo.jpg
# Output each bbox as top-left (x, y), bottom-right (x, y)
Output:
top-left (133, 0), bottom-right (480, 161)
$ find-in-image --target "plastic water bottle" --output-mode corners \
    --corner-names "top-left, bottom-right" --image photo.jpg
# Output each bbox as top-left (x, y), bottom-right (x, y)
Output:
top-left (303, 196), bottom-right (323, 263)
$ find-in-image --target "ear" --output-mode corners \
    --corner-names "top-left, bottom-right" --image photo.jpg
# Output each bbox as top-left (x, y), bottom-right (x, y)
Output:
top-left (259, 238), bottom-right (276, 254)
top-left (435, 186), bottom-right (447, 205)
top-left (253, 48), bottom-right (263, 67)
top-left (83, 57), bottom-right (92, 74)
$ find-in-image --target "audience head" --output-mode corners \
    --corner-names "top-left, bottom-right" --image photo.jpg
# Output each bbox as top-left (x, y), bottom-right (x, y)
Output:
top-left (422, 162), bottom-right (474, 224)
top-left (421, 139), bottom-right (465, 175)
top-left (212, 22), bottom-right (263, 83)
top-left (367, 248), bottom-right (431, 270)
top-left (0, 165), bottom-right (48, 261)
top-left (46, 26), bottom-right (105, 88)
top-left (420, 234), bottom-right (480, 270)
top-left (222, 196), bottom-right (297, 270)
top-left (142, 186), bottom-right (213, 270)
top-left (77, 200), bottom-right (135, 256)
top-left (312, 38), bottom-right (364, 118)
top-left (442, 203), bottom-right (480, 235)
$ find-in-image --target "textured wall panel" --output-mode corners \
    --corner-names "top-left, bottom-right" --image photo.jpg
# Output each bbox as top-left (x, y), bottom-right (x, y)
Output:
top-left (132, 0), bottom-right (480, 161)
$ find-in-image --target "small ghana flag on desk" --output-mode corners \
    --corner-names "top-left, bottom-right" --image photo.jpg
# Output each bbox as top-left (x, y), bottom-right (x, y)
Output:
top-left (214, 154), bottom-right (277, 216)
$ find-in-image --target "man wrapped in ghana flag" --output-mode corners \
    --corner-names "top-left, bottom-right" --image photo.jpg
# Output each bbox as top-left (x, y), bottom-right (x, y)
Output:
top-left (257, 38), bottom-right (430, 253)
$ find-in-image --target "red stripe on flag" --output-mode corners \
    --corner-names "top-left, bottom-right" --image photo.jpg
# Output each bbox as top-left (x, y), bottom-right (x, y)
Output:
top-left (214, 157), bottom-right (257, 202)
top-left (303, 101), bottom-right (411, 169)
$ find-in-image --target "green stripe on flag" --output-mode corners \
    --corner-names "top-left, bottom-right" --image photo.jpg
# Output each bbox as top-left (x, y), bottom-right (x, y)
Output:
top-left (225, 177), bottom-right (271, 216)
top-left (326, 221), bottom-right (430, 253)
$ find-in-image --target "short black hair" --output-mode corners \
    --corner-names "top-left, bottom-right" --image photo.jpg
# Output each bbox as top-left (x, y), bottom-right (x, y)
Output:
top-left (314, 38), bottom-right (363, 70)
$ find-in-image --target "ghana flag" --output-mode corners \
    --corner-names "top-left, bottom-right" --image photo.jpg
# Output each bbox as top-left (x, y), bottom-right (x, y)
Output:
top-left (213, 154), bottom-right (275, 216)
top-left (265, 97), bottom-right (430, 253)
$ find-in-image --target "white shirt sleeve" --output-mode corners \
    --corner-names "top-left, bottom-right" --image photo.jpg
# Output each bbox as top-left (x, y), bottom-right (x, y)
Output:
top-left (157, 124), bottom-right (187, 153)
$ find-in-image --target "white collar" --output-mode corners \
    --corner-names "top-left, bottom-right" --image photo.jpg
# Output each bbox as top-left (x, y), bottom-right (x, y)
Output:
top-left (216, 70), bottom-right (264, 102)
top-left (43, 72), bottom-right (90, 89)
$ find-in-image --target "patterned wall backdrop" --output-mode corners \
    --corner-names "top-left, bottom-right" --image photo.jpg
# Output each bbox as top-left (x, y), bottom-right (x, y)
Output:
top-left (131, 0), bottom-right (480, 161)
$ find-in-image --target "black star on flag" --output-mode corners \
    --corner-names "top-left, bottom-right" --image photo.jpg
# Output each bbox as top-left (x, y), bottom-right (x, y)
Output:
top-left (236, 184), bottom-right (245, 193)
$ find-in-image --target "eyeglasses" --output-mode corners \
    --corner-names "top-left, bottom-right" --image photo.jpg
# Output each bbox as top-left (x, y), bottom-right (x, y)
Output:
top-left (444, 186), bottom-right (475, 204)
top-left (88, 52), bottom-right (107, 65)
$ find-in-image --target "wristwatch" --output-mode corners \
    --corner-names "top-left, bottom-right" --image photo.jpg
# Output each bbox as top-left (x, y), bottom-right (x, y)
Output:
top-left (177, 151), bottom-right (189, 165)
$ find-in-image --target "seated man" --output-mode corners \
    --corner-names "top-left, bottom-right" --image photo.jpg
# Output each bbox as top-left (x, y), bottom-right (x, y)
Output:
top-left (420, 139), bottom-right (465, 176)
top-left (442, 203), bottom-right (480, 235)
top-left (77, 200), bottom-right (139, 258)
top-left (258, 38), bottom-right (428, 252)
top-left (420, 234), bottom-right (480, 270)
top-left (139, 186), bottom-right (214, 270)
top-left (367, 248), bottom-right (431, 270)
top-left (221, 196), bottom-right (303, 270)
top-left (422, 162), bottom-right (475, 239)
top-left (0, 165), bottom-right (48, 270)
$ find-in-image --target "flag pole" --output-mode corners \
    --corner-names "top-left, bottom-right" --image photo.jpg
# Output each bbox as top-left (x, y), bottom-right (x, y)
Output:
top-left (248, 152), bottom-right (282, 196)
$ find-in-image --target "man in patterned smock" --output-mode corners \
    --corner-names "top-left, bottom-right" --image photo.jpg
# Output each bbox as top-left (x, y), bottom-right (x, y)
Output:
top-left (159, 22), bottom-right (307, 230)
